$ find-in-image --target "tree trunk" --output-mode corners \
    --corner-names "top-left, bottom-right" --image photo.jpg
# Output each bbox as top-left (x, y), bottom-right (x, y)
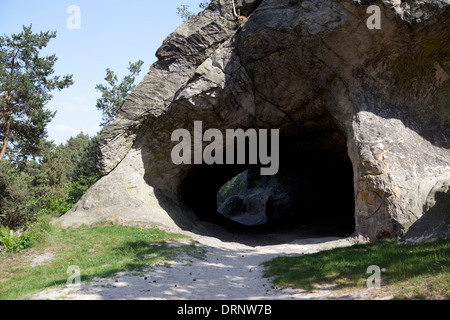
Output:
top-left (0, 116), bottom-right (10, 164)
top-left (0, 94), bottom-right (11, 164)
top-left (1, 46), bottom-right (16, 164)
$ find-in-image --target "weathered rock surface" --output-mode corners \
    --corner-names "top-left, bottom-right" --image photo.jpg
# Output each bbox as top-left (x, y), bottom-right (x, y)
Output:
top-left (59, 0), bottom-right (450, 242)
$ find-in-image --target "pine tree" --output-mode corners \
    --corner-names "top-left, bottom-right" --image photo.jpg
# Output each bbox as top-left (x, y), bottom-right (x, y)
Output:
top-left (0, 25), bottom-right (74, 164)
top-left (95, 60), bottom-right (144, 127)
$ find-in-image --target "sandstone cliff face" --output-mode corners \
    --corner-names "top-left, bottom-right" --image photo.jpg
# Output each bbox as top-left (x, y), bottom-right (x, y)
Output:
top-left (60, 0), bottom-right (450, 242)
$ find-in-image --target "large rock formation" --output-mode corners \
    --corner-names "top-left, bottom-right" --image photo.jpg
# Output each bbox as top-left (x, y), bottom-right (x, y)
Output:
top-left (59, 0), bottom-right (450, 242)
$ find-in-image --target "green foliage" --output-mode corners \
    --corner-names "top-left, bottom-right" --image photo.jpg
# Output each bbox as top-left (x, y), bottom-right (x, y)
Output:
top-left (40, 195), bottom-right (73, 216)
top-left (73, 134), bottom-right (99, 179)
top-left (198, 1), bottom-right (210, 9)
top-left (41, 132), bottom-right (99, 188)
top-left (177, 1), bottom-right (210, 22)
top-left (0, 161), bottom-right (42, 228)
top-left (216, 172), bottom-right (246, 207)
top-left (0, 134), bottom-right (99, 229)
top-left (0, 226), bottom-right (30, 253)
top-left (0, 217), bottom-right (50, 254)
top-left (0, 161), bottom-right (93, 252)
top-left (0, 24), bottom-right (74, 164)
top-left (0, 136), bottom-right (96, 250)
top-left (23, 216), bottom-right (51, 248)
top-left (39, 174), bottom-right (98, 217)
top-left (65, 174), bottom-right (98, 204)
top-left (177, 5), bottom-right (195, 21)
top-left (95, 60), bottom-right (144, 127)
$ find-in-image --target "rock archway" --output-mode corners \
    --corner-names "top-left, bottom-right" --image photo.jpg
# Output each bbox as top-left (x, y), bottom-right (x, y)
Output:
top-left (179, 134), bottom-right (356, 236)
top-left (60, 0), bottom-right (450, 242)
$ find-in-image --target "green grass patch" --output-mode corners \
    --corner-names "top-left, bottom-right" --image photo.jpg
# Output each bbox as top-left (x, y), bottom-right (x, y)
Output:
top-left (0, 223), bottom-right (201, 300)
top-left (262, 240), bottom-right (450, 299)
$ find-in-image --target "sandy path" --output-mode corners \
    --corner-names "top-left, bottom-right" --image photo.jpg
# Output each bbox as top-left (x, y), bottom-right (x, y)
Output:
top-left (32, 232), bottom-right (393, 300)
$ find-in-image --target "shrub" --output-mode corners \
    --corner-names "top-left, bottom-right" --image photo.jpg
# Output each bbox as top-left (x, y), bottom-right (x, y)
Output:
top-left (0, 163), bottom-right (41, 229)
top-left (0, 226), bottom-right (30, 253)
top-left (40, 195), bottom-right (73, 216)
top-left (0, 217), bottom-right (51, 254)
top-left (66, 174), bottom-right (98, 204)
top-left (37, 174), bottom-right (98, 217)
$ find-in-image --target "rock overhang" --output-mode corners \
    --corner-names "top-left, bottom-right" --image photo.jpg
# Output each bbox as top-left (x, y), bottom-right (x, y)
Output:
top-left (60, 0), bottom-right (450, 242)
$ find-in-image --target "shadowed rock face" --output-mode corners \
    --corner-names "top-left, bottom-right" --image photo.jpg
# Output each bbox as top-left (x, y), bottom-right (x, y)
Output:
top-left (60, 0), bottom-right (450, 242)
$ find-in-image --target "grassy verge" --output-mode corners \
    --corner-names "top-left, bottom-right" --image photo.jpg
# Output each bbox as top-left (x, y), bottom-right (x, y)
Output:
top-left (0, 223), bottom-right (204, 300)
top-left (262, 239), bottom-right (450, 300)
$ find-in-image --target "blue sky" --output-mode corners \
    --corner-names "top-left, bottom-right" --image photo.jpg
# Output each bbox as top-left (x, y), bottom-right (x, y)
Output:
top-left (0, 0), bottom-right (204, 145)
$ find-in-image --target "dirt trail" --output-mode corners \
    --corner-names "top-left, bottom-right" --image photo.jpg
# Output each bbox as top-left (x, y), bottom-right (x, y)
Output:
top-left (31, 231), bottom-right (393, 300)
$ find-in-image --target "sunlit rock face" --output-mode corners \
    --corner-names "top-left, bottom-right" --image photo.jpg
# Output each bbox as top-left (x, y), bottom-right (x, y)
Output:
top-left (59, 0), bottom-right (450, 242)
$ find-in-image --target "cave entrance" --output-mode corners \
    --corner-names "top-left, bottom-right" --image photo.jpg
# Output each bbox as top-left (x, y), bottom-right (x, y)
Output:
top-left (179, 134), bottom-right (355, 244)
